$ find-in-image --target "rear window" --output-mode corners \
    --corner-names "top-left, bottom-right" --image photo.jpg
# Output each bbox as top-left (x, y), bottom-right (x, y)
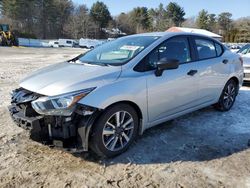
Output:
top-left (195, 39), bottom-right (216, 60)
top-left (215, 43), bottom-right (223, 56)
top-left (0, 24), bottom-right (9, 32)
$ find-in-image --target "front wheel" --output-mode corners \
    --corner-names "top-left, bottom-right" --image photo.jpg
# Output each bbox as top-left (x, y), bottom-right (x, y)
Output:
top-left (90, 104), bottom-right (139, 158)
top-left (214, 79), bottom-right (238, 111)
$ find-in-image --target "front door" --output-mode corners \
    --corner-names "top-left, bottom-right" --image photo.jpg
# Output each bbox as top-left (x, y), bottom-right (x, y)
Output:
top-left (144, 36), bottom-right (200, 123)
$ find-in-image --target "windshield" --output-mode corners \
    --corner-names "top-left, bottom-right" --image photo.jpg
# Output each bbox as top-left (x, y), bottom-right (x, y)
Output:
top-left (237, 44), bottom-right (250, 54)
top-left (78, 36), bottom-right (159, 65)
top-left (0, 24), bottom-right (9, 32)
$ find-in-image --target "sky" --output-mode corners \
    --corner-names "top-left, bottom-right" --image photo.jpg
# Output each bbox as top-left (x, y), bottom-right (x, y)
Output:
top-left (73, 0), bottom-right (250, 19)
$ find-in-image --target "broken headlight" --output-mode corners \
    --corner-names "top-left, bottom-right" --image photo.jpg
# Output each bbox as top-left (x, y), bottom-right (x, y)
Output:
top-left (31, 88), bottom-right (96, 116)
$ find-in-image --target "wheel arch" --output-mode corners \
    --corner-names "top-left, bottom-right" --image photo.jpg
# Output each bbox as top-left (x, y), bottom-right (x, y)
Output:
top-left (230, 76), bottom-right (239, 84)
top-left (90, 100), bottom-right (144, 136)
top-left (229, 76), bottom-right (240, 94)
top-left (214, 76), bottom-right (240, 111)
top-left (106, 101), bottom-right (143, 133)
top-left (107, 100), bottom-right (143, 119)
top-left (88, 100), bottom-right (143, 157)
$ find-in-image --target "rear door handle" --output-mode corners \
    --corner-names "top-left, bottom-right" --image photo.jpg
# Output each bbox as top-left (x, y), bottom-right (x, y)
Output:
top-left (187, 70), bottom-right (198, 76)
top-left (222, 59), bottom-right (229, 64)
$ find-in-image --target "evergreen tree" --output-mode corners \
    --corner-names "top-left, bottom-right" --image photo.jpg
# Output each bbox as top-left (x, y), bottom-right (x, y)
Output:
top-left (90, 1), bottom-right (112, 29)
top-left (196, 9), bottom-right (209, 30)
top-left (218, 12), bottom-right (233, 32)
top-left (148, 3), bottom-right (168, 31)
top-left (130, 7), bottom-right (151, 33)
top-left (165, 2), bottom-right (185, 27)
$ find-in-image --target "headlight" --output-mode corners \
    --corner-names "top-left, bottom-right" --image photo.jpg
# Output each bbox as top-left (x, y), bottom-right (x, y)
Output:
top-left (31, 87), bottom-right (95, 116)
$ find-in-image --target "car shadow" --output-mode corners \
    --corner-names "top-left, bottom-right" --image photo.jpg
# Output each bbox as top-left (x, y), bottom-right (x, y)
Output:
top-left (69, 88), bottom-right (250, 165)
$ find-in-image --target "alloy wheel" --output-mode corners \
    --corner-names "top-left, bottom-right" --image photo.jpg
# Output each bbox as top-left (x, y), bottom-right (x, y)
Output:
top-left (102, 111), bottom-right (134, 151)
top-left (223, 83), bottom-right (236, 109)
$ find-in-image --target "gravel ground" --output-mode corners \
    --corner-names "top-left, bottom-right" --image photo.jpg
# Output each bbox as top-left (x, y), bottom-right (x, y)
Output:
top-left (0, 47), bottom-right (250, 188)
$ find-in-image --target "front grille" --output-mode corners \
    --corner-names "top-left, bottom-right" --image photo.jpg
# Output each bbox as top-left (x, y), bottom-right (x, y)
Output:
top-left (11, 88), bottom-right (42, 104)
top-left (10, 88), bottom-right (43, 118)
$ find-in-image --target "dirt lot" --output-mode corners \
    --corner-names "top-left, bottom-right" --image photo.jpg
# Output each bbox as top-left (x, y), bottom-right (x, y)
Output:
top-left (0, 47), bottom-right (250, 188)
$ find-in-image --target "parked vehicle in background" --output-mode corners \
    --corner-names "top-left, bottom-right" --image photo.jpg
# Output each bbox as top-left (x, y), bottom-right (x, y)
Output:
top-left (79, 38), bottom-right (105, 49)
top-left (58, 39), bottom-right (77, 48)
top-left (224, 43), bottom-right (243, 53)
top-left (237, 43), bottom-right (250, 81)
top-left (230, 45), bottom-right (242, 52)
top-left (9, 32), bottom-right (243, 157)
top-left (48, 40), bottom-right (59, 48)
top-left (107, 38), bottom-right (116, 41)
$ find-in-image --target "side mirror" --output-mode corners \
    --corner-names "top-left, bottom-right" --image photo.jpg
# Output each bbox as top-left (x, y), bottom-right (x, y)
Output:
top-left (155, 58), bottom-right (179, 77)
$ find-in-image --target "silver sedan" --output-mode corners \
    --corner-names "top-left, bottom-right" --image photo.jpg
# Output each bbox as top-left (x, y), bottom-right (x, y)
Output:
top-left (9, 32), bottom-right (244, 157)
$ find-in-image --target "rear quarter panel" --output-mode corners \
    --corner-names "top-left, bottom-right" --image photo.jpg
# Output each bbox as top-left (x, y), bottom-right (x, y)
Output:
top-left (224, 49), bottom-right (244, 86)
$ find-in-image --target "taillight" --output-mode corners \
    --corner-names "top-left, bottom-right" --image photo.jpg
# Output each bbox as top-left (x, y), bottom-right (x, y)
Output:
top-left (239, 57), bottom-right (243, 66)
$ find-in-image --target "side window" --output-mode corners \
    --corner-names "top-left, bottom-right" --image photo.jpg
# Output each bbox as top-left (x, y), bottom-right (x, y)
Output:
top-left (145, 37), bottom-right (191, 70)
top-left (215, 43), bottom-right (223, 56)
top-left (195, 39), bottom-right (216, 60)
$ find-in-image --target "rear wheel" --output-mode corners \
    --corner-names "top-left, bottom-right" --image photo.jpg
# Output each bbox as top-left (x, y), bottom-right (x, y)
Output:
top-left (90, 104), bottom-right (139, 158)
top-left (0, 34), bottom-right (7, 46)
top-left (12, 34), bottom-right (19, 46)
top-left (214, 79), bottom-right (238, 111)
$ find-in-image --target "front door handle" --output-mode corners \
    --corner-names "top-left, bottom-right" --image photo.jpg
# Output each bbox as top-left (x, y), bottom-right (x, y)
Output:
top-left (187, 70), bottom-right (198, 76)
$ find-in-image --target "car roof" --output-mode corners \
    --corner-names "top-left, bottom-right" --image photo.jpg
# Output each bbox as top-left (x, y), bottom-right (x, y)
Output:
top-left (132, 31), bottom-right (218, 40)
top-left (133, 32), bottom-right (167, 37)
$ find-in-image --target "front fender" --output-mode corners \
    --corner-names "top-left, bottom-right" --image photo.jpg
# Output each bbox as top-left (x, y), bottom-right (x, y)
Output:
top-left (78, 73), bottom-right (148, 131)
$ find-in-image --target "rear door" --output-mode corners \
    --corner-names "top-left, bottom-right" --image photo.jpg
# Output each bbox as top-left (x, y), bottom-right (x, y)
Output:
top-left (191, 37), bottom-right (229, 103)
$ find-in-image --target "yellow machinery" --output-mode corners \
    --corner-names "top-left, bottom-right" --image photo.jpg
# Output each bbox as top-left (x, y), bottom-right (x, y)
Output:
top-left (0, 24), bottom-right (19, 46)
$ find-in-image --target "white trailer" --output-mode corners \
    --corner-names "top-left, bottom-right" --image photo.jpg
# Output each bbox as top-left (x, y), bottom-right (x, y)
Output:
top-left (48, 40), bottom-right (59, 48)
top-left (79, 38), bottom-right (105, 49)
top-left (58, 39), bottom-right (77, 47)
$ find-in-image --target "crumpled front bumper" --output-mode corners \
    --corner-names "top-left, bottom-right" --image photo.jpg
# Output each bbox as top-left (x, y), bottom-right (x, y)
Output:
top-left (8, 104), bottom-right (43, 131)
top-left (8, 102), bottom-right (100, 152)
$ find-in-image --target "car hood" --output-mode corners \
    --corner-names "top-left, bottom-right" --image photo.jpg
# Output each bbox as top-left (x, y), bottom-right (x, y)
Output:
top-left (20, 62), bottom-right (121, 96)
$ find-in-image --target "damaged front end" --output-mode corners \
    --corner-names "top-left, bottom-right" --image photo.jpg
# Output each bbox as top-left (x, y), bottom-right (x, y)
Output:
top-left (8, 88), bottom-right (101, 152)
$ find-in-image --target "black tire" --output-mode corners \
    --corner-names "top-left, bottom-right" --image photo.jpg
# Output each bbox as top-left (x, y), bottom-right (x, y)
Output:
top-left (214, 79), bottom-right (238, 111)
top-left (0, 36), bottom-right (2, 46)
top-left (0, 35), bottom-right (7, 46)
top-left (90, 104), bottom-right (139, 158)
top-left (12, 35), bottom-right (19, 46)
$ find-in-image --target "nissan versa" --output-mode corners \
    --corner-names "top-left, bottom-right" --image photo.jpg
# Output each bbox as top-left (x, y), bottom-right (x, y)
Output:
top-left (9, 32), bottom-right (244, 157)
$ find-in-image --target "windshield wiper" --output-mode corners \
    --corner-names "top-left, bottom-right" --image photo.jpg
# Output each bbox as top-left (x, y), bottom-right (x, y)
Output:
top-left (68, 53), bottom-right (85, 63)
top-left (68, 56), bottom-right (114, 67)
top-left (84, 62), bottom-right (110, 66)
top-left (70, 60), bottom-right (110, 67)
